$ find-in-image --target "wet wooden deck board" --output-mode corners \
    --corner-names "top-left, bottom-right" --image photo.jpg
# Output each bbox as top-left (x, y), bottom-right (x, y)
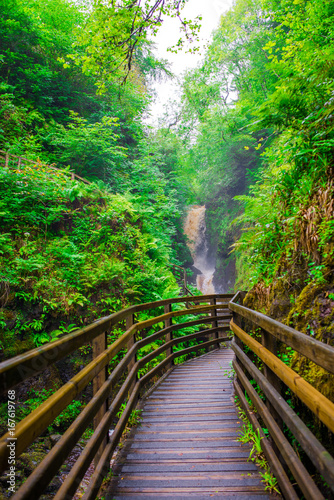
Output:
top-left (107, 348), bottom-right (272, 499)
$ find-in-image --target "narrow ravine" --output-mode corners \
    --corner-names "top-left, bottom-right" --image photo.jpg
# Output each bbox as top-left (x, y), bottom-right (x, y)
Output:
top-left (184, 205), bottom-right (215, 294)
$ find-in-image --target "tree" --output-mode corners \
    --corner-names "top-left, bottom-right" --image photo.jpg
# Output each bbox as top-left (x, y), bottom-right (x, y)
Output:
top-left (71, 0), bottom-right (202, 88)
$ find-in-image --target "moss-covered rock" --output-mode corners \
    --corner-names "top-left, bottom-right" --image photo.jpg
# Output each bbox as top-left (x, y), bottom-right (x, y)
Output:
top-left (244, 257), bottom-right (334, 401)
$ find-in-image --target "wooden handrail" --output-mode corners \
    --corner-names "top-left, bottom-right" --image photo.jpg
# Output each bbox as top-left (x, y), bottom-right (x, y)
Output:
top-left (231, 340), bottom-right (334, 489)
top-left (233, 377), bottom-right (300, 500)
top-left (169, 264), bottom-right (192, 296)
top-left (2, 289), bottom-right (333, 499)
top-left (229, 293), bottom-right (334, 498)
top-left (0, 294), bottom-right (233, 393)
top-left (231, 320), bottom-right (334, 433)
top-left (0, 294), bottom-right (233, 499)
top-left (229, 300), bottom-right (334, 374)
top-left (0, 302), bottom-right (229, 469)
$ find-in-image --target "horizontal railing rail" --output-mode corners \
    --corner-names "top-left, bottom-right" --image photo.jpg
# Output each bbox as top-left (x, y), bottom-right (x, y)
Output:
top-left (0, 294), bottom-right (231, 393)
top-left (229, 298), bottom-right (334, 374)
top-left (0, 293), bottom-right (233, 499)
top-left (229, 292), bottom-right (334, 500)
top-left (3, 288), bottom-right (332, 499)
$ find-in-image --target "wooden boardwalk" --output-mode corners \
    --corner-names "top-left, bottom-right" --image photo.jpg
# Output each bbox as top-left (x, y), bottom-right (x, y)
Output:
top-left (108, 348), bottom-right (271, 499)
top-left (3, 292), bottom-right (332, 498)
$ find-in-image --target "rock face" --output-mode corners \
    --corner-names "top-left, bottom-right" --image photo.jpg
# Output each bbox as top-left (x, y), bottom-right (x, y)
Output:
top-left (244, 273), bottom-right (334, 401)
top-left (50, 434), bottom-right (62, 447)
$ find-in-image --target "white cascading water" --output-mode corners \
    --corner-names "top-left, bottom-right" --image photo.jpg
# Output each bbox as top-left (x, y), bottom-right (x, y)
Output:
top-left (184, 206), bottom-right (215, 294)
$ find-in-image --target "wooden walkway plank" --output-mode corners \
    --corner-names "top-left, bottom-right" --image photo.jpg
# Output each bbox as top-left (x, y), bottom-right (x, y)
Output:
top-left (106, 349), bottom-right (273, 499)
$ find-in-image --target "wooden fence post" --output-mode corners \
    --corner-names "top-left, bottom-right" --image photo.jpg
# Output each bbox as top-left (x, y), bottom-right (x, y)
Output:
top-left (164, 304), bottom-right (173, 368)
top-left (261, 329), bottom-right (283, 428)
top-left (126, 314), bottom-right (137, 396)
top-left (232, 292), bottom-right (246, 350)
top-left (210, 298), bottom-right (218, 349)
top-left (261, 328), bottom-right (286, 470)
top-left (93, 330), bottom-right (108, 467)
top-left (5, 153), bottom-right (9, 168)
top-left (183, 268), bottom-right (187, 296)
top-left (232, 292), bottom-right (248, 390)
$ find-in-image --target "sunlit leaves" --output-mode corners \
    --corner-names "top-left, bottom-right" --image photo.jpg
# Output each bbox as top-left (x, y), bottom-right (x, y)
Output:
top-left (72, 0), bottom-right (202, 87)
top-left (50, 111), bottom-right (127, 183)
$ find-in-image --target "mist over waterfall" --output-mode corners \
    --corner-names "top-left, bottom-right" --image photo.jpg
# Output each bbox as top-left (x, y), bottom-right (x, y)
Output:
top-left (184, 206), bottom-right (216, 294)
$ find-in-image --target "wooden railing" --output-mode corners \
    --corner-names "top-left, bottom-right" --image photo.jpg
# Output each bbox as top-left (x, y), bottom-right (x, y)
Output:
top-left (0, 294), bottom-right (233, 500)
top-left (2, 290), bottom-right (334, 499)
top-left (169, 263), bottom-right (194, 296)
top-left (229, 291), bottom-right (334, 500)
top-left (0, 150), bottom-right (91, 185)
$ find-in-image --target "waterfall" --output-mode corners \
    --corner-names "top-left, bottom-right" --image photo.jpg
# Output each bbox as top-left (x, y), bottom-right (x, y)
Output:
top-left (184, 205), bottom-right (215, 294)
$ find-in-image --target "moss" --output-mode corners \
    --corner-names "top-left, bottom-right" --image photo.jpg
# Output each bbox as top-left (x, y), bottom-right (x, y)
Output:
top-left (246, 257), bottom-right (334, 405)
top-left (286, 282), bottom-right (324, 330)
top-left (287, 284), bottom-right (334, 341)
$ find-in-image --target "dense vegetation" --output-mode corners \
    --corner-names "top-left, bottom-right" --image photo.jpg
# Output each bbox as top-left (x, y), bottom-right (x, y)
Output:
top-left (175, 0), bottom-right (334, 343)
top-left (4, 0), bottom-right (333, 340)
top-left (173, 1), bottom-right (334, 495)
top-left (0, 0), bottom-right (198, 359)
top-left (0, 2), bottom-right (198, 493)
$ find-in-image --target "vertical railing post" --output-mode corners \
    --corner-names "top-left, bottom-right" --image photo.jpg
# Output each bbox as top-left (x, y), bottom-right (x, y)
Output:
top-left (5, 152), bottom-right (9, 168)
top-left (261, 328), bottom-right (285, 466)
top-left (183, 268), bottom-right (187, 296)
top-left (232, 292), bottom-right (246, 350)
top-left (164, 304), bottom-right (173, 369)
top-left (210, 298), bottom-right (218, 349)
top-left (93, 330), bottom-right (108, 467)
top-left (126, 313), bottom-right (137, 396)
top-left (231, 292), bottom-right (247, 386)
top-left (261, 329), bottom-right (283, 427)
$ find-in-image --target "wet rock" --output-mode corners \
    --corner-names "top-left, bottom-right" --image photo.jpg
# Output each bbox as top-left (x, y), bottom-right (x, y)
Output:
top-left (269, 298), bottom-right (291, 319)
top-left (50, 434), bottom-right (62, 447)
top-left (45, 476), bottom-right (62, 494)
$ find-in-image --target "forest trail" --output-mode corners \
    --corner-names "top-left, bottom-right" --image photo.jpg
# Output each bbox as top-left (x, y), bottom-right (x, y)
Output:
top-left (108, 348), bottom-right (271, 499)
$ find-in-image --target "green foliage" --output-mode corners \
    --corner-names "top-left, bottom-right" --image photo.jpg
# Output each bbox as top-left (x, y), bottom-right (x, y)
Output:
top-left (237, 416), bottom-right (263, 459)
top-left (260, 470), bottom-right (280, 495)
top-left (116, 403), bottom-right (142, 427)
top-left (177, 0), bottom-right (334, 291)
top-left (50, 112), bottom-right (128, 184)
top-left (0, 388), bottom-right (83, 435)
top-left (235, 397), bottom-right (281, 495)
top-left (72, 0), bottom-right (202, 88)
top-left (0, 0), bottom-right (178, 180)
top-left (276, 346), bottom-right (295, 367)
top-left (0, 164), bottom-right (181, 357)
top-left (0, 1), bottom-right (193, 344)
top-left (173, 0), bottom-right (279, 286)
